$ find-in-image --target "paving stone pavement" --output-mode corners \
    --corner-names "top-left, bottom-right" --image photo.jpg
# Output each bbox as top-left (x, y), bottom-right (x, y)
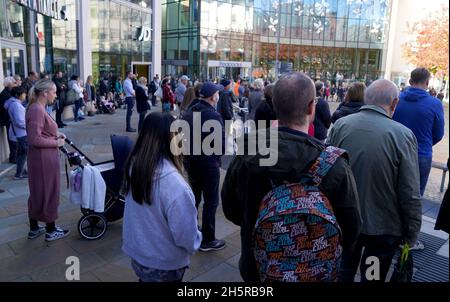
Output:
top-left (0, 101), bottom-right (447, 282)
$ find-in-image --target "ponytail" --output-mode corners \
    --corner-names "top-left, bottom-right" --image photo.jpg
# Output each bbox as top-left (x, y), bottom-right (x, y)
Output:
top-left (26, 78), bottom-right (55, 112)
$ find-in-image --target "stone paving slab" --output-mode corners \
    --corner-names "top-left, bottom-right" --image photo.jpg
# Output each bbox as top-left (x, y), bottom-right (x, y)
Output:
top-left (0, 105), bottom-right (447, 282)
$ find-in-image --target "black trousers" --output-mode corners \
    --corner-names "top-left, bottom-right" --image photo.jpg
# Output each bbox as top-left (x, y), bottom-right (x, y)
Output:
top-left (185, 162), bottom-right (220, 243)
top-left (56, 101), bottom-right (65, 126)
top-left (338, 234), bottom-right (401, 282)
top-left (6, 123), bottom-right (17, 162)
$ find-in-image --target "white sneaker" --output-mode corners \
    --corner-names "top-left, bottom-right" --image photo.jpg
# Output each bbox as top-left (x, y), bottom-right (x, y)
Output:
top-left (409, 240), bottom-right (425, 251)
top-left (45, 227), bottom-right (70, 242)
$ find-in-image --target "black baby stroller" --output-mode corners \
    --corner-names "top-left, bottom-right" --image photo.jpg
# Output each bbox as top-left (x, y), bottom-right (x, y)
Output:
top-left (60, 135), bottom-right (134, 240)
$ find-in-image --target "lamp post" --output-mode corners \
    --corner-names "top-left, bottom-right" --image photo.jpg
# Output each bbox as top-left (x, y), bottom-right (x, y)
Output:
top-left (275, 0), bottom-right (281, 80)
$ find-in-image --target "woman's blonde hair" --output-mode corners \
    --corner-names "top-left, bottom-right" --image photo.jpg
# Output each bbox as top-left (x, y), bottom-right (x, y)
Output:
top-left (139, 77), bottom-right (147, 84)
top-left (27, 79), bottom-right (56, 111)
top-left (86, 75), bottom-right (93, 85)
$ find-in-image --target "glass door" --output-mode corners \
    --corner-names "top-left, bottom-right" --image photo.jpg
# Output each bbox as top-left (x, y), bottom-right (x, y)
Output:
top-left (2, 48), bottom-right (12, 77)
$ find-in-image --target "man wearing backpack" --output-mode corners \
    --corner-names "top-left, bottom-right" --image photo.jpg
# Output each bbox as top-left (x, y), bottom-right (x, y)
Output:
top-left (221, 72), bottom-right (362, 282)
top-left (327, 79), bottom-right (422, 282)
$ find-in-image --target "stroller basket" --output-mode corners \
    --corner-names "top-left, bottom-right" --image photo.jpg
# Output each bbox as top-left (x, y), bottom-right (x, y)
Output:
top-left (60, 135), bottom-right (134, 240)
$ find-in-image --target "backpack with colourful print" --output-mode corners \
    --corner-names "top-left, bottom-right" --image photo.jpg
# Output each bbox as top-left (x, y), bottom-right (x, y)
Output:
top-left (253, 146), bottom-right (345, 282)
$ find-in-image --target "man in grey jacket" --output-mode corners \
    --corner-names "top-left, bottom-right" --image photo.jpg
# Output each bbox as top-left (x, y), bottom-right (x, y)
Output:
top-left (327, 79), bottom-right (422, 282)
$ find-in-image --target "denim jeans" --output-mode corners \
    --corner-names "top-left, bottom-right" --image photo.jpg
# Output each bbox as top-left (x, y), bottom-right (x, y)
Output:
top-left (418, 156), bottom-right (432, 196)
top-left (338, 234), bottom-right (401, 282)
top-left (73, 99), bottom-right (82, 121)
top-left (185, 163), bottom-right (220, 243)
top-left (125, 97), bottom-right (135, 129)
top-left (15, 136), bottom-right (28, 177)
top-left (131, 259), bottom-right (186, 282)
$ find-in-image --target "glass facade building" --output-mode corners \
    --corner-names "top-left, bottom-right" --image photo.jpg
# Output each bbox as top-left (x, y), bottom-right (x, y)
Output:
top-left (1, 0), bottom-right (152, 84)
top-left (90, 0), bottom-right (152, 82)
top-left (162, 0), bottom-right (392, 83)
top-left (1, 0), bottom-right (78, 79)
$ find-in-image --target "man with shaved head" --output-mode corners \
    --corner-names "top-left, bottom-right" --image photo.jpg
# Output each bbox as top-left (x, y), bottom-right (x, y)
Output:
top-left (328, 79), bottom-right (422, 282)
top-left (222, 72), bottom-right (362, 282)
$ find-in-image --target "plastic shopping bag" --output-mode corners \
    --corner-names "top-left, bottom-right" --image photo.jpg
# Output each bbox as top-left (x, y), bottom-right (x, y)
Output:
top-left (391, 244), bottom-right (414, 282)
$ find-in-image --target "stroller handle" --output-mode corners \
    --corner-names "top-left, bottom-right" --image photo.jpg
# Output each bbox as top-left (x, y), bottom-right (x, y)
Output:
top-left (60, 137), bottom-right (94, 165)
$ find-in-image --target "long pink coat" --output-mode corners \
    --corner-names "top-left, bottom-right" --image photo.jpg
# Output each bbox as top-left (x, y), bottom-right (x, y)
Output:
top-left (26, 103), bottom-right (60, 222)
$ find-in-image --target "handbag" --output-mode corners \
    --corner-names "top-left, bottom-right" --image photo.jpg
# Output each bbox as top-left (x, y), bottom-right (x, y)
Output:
top-left (154, 86), bottom-right (163, 98)
top-left (65, 89), bottom-right (78, 106)
top-left (391, 244), bottom-right (414, 282)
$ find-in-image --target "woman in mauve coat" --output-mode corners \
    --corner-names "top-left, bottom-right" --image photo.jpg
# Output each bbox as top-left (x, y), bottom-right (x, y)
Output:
top-left (26, 79), bottom-right (70, 242)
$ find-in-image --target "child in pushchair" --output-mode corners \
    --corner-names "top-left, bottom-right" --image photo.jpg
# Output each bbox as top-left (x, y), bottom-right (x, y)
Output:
top-left (60, 134), bottom-right (134, 240)
top-left (97, 92), bottom-right (116, 114)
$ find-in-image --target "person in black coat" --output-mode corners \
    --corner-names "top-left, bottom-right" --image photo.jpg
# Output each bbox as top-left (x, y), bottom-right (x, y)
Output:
top-left (182, 82), bottom-right (226, 251)
top-left (98, 78), bottom-right (110, 98)
top-left (254, 84), bottom-right (276, 130)
top-left (331, 82), bottom-right (366, 124)
top-left (217, 79), bottom-right (234, 136)
top-left (135, 77), bottom-right (151, 132)
top-left (313, 81), bottom-right (331, 142)
top-left (435, 158), bottom-right (450, 234)
top-left (53, 72), bottom-right (67, 128)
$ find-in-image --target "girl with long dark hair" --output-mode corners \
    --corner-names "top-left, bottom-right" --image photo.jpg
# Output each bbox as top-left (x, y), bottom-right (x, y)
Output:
top-left (122, 112), bottom-right (202, 282)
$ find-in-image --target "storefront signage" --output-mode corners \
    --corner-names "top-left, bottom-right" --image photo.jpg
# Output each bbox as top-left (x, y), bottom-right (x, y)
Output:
top-left (13, 0), bottom-right (63, 20)
top-left (208, 60), bottom-right (252, 68)
top-left (137, 26), bottom-right (151, 42)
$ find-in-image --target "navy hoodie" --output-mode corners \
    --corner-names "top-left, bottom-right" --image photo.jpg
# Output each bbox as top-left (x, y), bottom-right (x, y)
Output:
top-left (182, 99), bottom-right (225, 167)
top-left (393, 87), bottom-right (445, 158)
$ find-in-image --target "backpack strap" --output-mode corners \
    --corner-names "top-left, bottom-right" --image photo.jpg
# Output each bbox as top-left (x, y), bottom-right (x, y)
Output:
top-left (307, 146), bottom-right (346, 186)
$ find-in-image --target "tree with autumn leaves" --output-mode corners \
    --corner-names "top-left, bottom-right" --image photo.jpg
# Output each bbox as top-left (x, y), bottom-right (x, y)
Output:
top-left (402, 5), bottom-right (449, 82)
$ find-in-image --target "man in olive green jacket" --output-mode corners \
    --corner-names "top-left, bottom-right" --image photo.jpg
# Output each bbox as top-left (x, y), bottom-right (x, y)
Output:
top-left (327, 79), bottom-right (422, 282)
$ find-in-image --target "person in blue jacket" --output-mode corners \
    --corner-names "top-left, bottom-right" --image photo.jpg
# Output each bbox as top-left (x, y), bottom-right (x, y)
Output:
top-left (393, 67), bottom-right (445, 251)
top-left (393, 67), bottom-right (445, 197)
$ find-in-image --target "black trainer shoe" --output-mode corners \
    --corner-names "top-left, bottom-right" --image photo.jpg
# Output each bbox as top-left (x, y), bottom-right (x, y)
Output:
top-left (199, 239), bottom-right (226, 252)
top-left (28, 225), bottom-right (46, 239)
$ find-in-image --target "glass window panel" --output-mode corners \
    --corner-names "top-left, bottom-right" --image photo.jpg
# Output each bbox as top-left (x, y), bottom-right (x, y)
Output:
top-left (2, 48), bottom-right (12, 77)
top-left (167, 1), bottom-right (179, 30)
top-left (180, 0), bottom-right (190, 28)
top-left (6, 0), bottom-right (24, 41)
top-left (217, 2), bottom-right (232, 31)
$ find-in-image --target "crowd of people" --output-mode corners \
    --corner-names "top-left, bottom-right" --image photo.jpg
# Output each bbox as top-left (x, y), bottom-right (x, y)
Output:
top-left (0, 66), bottom-right (448, 282)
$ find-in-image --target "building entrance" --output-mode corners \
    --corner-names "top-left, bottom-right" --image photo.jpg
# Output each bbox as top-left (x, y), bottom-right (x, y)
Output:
top-left (132, 61), bottom-right (151, 80)
top-left (207, 60), bottom-right (251, 81)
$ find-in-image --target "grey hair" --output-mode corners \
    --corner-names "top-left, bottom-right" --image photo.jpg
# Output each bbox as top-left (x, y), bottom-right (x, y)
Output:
top-left (365, 79), bottom-right (399, 107)
top-left (254, 79), bottom-right (264, 90)
top-left (3, 76), bottom-right (16, 87)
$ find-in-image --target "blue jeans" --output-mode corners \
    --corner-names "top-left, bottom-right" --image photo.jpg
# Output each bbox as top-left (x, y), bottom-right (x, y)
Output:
top-left (418, 156), bottom-right (432, 196)
top-left (125, 97), bottom-right (135, 129)
top-left (131, 259), bottom-right (186, 282)
top-left (73, 99), bottom-right (82, 121)
top-left (15, 136), bottom-right (28, 177)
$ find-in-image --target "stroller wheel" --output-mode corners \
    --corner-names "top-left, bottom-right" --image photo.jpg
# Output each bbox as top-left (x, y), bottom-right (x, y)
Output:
top-left (77, 213), bottom-right (108, 240)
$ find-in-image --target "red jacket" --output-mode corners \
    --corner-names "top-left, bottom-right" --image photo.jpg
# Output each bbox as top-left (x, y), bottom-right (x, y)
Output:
top-left (162, 84), bottom-right (175, 104)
